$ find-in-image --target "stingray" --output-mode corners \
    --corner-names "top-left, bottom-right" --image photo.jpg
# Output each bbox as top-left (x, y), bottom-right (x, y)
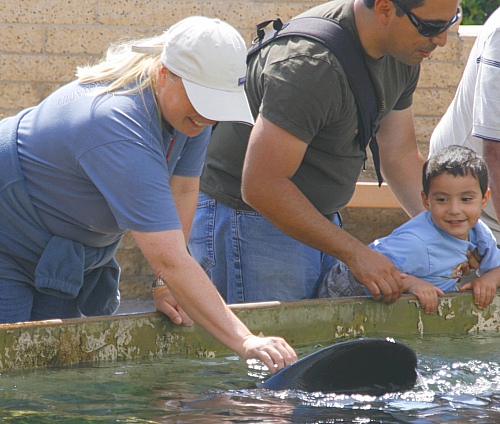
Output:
top-left (258, 337), bottom-right (417, 396)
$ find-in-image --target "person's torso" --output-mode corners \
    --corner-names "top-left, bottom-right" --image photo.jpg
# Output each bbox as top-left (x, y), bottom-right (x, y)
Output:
top-left (17, 81), bottom-right (208, 246)
top-left (201, 0), bottom-right (419, 214)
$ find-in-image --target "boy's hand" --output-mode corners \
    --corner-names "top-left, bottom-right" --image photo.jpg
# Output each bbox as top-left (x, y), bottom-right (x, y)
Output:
top-left (402, 274), bottom-right (444, 314)
top-left (460, 277), bottom-right (497, 310)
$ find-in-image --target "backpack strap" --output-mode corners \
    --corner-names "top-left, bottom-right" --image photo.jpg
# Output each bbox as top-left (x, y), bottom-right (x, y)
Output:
top-left (248, 17), bottom-right (383, 186)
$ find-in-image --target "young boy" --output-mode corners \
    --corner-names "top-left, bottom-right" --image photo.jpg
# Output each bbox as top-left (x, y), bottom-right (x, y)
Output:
top-left (318, 145), bottom-right (500, 314)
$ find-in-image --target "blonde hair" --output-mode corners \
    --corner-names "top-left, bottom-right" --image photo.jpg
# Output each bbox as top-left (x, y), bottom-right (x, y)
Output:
top-left (76, 33), bottom-right (167, 96)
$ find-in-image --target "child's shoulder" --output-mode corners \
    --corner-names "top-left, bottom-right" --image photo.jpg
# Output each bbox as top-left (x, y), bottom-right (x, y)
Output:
top-left (390, 211), bottom-right (436, 241)
top-left (370, 212), bottom-right (434, 250)
top-left (471, 218), bottom-right (498, 243)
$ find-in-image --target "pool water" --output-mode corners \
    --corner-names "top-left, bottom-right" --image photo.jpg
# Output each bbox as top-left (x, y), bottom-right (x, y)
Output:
top-left (1, 332), bottom-right (500, 423)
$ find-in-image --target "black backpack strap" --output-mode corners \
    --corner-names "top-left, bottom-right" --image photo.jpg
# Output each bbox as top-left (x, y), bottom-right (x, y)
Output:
top-left (248, 17), bottom-right (383, 186)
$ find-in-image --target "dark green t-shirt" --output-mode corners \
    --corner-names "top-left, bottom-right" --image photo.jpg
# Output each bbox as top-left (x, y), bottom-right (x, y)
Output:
top-left (201, 0), bottom-right (420, 215)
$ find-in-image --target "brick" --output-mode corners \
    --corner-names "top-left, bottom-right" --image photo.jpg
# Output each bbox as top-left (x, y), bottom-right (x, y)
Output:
top-left (418, 61), bottom-right (465, 89)
top-left (45, 27), bottom-right (148, 55)
top-left (413, 88), bottom-right (456, 117)
top-left (115, 249), bottom-right (153, 277)
top-left (204, 2), bottom-right (323, 29)
top-left (118, 231), bottom-right (139, 250)
top-left (343, 208), bottom-right (409, 244)
top-left (0, 25), bottom-right (44, 53)
top-left (428, 33), bottom-right (460, 62)
top-left (0, 82), bottom-right (41, 109)
top-left (0, 54), bottom-right (88, 83)
top-left (0, 0), bottom-right (95, 25)
top-left (119, 279), bottom-right (151, 300)
top-left (417, 141), bottom-right (430, 160)
top-left (97, 0), bottom-right (202, 27)
top-left (414, 116), bottom-right (441, 145)
top-left (459, 34), bottom-right (478, 63)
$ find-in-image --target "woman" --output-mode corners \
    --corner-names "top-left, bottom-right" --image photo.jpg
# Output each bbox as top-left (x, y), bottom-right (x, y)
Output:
top-left (0, 16), bottom-right (296, 372)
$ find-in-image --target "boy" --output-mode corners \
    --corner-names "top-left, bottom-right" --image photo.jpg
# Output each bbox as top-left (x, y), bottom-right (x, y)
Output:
top-left (318, 145), bottom-right (500, 314)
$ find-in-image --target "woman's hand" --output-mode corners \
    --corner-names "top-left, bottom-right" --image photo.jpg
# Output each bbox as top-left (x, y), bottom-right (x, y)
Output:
top-left (133, 229), bottom-right (299, 368)
top-left (153, 282), bottom-right (298, 373)
top-left (240, 334), bottom-right (298, 374)
top-left (152, 283), bottom-right (194, 326)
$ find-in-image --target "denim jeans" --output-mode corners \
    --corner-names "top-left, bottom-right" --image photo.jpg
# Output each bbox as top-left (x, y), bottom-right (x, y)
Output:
top-left (0, 278), bottom-right (81, 323)
top-left (188, 192), bottom-right (341, 304)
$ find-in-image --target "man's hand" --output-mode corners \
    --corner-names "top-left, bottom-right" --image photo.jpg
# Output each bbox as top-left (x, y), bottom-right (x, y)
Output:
top-left (347, 246), bottom-right (403, 304)
top-left (241, 334), bottom-right (298, 374)
top-left (152, 283), bottom-right (194, 326)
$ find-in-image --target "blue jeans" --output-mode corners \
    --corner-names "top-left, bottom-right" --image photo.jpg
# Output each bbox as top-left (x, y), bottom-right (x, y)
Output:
top-left (0, 279), bottom-right (81, 323)
top-left (188, 192), bottom-right (341, 304)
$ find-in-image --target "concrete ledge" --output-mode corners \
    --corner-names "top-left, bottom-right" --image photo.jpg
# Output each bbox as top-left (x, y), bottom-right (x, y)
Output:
top-left (0, 292), bottom-right (498, 371)
top-left (458, 25), bottom-right (482, 37)
top-left (346, 182), bottom-right (402, 209)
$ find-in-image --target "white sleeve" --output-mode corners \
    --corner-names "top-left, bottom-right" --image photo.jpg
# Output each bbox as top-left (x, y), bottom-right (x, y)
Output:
top-left (473, 28), bottom-right (500, 142)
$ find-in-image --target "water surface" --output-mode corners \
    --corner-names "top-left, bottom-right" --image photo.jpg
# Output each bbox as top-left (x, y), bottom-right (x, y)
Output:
top-left (1, 332), bottom-right (499, 423)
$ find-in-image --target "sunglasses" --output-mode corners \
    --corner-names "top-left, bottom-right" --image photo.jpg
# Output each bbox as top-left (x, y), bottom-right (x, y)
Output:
top-left (391, 0), bottom-right (461, 38)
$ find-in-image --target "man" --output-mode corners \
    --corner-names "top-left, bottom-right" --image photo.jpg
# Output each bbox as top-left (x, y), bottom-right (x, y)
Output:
top-left (430, 6), bottom-right (500, 241)
top-left (188, 0), bottom-right (461, 304)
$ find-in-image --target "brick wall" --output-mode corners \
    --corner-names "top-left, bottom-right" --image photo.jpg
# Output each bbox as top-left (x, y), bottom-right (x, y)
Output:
top-left (0, 1), bottom-right (480, 296)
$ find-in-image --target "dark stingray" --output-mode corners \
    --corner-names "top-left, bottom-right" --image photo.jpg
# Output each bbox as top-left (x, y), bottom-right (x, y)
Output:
top-left (258, 338), bottom-right (417, 396)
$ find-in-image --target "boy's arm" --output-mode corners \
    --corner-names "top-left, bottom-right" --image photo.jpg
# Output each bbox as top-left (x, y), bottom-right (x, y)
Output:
top-left (460, 221), bottom-right (500, 309)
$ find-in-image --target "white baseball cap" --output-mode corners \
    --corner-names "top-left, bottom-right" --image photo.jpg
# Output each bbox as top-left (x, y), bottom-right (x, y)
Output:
top-left (133, 16), bottom-right (253, 125)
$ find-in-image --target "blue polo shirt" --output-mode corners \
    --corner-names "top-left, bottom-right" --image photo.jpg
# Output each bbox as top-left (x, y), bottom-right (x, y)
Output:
top-left (17, 80), bottom-right (210, 247)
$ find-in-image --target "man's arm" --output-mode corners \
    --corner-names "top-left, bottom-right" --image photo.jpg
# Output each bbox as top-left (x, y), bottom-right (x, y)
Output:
top-left (241, 114), bottom-right (403, 303)
top-left (376, 107), bottom-right (426, 218)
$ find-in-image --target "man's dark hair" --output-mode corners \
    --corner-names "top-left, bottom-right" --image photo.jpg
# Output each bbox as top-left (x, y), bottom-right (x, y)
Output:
top-left (363, 0), bottom-right (425, 17)
top-left (422, 145), bottom-right (489, 197)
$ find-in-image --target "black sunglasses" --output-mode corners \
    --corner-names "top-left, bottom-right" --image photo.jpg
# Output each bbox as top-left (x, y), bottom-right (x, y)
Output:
top-left (391, 0), bottom-right (461, 38)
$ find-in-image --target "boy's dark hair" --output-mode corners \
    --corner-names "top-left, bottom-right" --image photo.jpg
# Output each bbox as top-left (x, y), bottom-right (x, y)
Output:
top-left (422, 145), bottom-right (489, 196)
top-left (363, 0), bottom-right (425, 17)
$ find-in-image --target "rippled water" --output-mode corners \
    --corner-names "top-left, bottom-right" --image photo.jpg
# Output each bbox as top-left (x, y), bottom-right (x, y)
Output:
top-left (1, 332), bottom-right (500, 423)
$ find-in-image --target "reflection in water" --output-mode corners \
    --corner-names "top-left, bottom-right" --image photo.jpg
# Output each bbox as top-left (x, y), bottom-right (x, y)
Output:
top-left (0, 333), bottom-right (499, 422)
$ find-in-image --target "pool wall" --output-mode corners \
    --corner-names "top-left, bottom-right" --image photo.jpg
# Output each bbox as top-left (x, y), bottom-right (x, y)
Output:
top-left (0, 292), bottom-right (498, 371)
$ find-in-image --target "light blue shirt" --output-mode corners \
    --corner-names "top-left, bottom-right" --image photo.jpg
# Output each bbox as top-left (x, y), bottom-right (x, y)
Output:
top-left (370, 211), bottom-right (500, 291)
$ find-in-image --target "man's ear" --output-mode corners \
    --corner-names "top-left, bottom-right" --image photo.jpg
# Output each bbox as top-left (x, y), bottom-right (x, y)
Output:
top-left (374, 0), bottom-right (395, 24)
top-left (421, 191), bottom-right (431, 211)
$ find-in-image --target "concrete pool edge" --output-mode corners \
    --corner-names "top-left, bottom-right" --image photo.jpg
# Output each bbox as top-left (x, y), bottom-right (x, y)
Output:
top-left (0, 292), bottom-right (498, 371)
